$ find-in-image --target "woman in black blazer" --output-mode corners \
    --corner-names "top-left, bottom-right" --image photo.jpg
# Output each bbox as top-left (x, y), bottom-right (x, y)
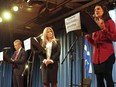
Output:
top-left (38, 27), bottom-right (61, 87)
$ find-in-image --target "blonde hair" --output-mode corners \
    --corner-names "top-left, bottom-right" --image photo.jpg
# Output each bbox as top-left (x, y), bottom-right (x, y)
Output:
top-left (42, 27), bottom-right (57, 47)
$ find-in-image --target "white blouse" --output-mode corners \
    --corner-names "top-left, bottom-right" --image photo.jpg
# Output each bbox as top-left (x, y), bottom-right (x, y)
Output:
top-left (46, 42), bottom-right (52, 59)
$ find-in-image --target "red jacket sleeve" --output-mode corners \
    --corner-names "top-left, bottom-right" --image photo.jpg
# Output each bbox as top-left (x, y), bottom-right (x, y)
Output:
top-left (103, 20), bottom-right (116, 41)
top-left (85, 34), bottom-right (96, 47)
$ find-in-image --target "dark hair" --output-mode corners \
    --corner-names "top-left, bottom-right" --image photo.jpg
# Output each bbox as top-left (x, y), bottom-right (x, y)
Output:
top-left (95, 4), bottom-right (111, 21)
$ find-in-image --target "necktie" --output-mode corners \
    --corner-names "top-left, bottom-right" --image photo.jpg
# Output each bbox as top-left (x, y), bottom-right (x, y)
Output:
top-left (12, 52), bottom-right (18, 68)
top-left (14, 52), bottom-right (18, 60)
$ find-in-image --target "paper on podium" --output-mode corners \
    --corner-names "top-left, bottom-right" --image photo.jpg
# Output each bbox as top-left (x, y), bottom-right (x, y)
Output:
top-left (24, 38), bottom-right (31, 51)
top-left (24, 37), bottom-right (45, 53)
top-left (1, 52), bottom-right (12, 63)
top-left (0, 52), bottom-right (3, 61)
top-left (65, 10), bottom-right (101, 37)
top-left (65, 12), bottom-right (81, 33)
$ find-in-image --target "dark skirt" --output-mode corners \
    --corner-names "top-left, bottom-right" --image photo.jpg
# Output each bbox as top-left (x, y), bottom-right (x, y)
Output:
top-left (93, 54), bottom-right (115, 74)
top-left (41, 62), bottom-right (58, 84)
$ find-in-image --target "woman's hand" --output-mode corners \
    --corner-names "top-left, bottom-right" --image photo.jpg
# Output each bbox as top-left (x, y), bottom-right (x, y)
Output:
top-left (43, 59), bottom-right (54, 66)
top-left (85, 34), bottom-right (90, 38)
top-left (96, 18), bottom-right (105, 30)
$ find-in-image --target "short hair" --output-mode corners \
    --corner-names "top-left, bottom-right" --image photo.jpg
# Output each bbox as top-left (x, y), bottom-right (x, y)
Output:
top-left (14, 39), bottom-right (22, 46)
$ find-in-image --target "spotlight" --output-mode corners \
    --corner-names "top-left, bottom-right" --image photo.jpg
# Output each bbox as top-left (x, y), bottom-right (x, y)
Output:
top-left (12, 6), bottom-right (19, 12)
top-left (112, 1), bottom-right (116, 7)
top-left (107, 0), bottom-right (116, 10)
top-left (24, 0), bottom-right (31, 3)
top-left (2, 11), bottom-right (12, 21)
top-left (0, 17), bottom-right (2, 22)
top-left (25, 64), bottom-right (29, 69)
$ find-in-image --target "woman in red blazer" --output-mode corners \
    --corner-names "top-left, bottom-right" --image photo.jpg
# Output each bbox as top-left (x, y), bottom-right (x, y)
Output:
top-left (86, 4), bottom-right (116, 87)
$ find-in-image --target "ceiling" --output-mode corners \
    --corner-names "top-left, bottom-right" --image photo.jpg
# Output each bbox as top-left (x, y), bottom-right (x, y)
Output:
top-left (0, 0), bottom-right (115, 38)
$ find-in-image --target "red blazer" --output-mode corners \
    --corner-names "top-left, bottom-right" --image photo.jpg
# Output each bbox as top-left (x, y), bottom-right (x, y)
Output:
top-left (86, 19), bottom-right (116, 64)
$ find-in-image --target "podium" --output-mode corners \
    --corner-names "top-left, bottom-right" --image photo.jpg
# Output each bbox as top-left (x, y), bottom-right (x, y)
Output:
top-left (0, 51), bottom-right (4, 87)
top-left (3, 52), bottom-right (13, 63)
top-left (1, 49), bottom-right (12, 87)
top-left (24, 37), bottom-right (45, 53)
top-left (63, 10), bottom-right (101, 87)
top-left (74, 10), bottom-right (101, 36)
top-left (75, 11), bottom-right (101, 87)
top-left (23, 37), bottom-right (45, 87)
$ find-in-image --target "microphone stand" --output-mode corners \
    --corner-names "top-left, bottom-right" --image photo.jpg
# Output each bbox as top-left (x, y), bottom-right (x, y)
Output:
top-left (61, 37), bottom-right (79, 87)
top-left (61, 32), bottom-right (86, 87)
top-left (22, 51), bottom-right (33, 87)
top-left (22, 51), bottom-right (32, 77)
top-left (80, 33), bottom-right (85, 87)
top-left (61, 37), bottom-right (78, 64)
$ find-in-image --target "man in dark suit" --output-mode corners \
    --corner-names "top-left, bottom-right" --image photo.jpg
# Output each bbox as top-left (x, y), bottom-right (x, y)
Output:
top-left (4, 39), bottom-right (27, 87)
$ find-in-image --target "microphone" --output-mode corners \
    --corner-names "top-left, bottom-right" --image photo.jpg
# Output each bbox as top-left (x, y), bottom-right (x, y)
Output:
top-left (93, 14), bottom-right (102, 25)
top-left (93, 14), bottom-right (99, 21)
top-left (93, 14), bottom-right (98, 18)
top-left (35, 33), bottom-right (43, 39)
top-left (34, 33), bottom-right (43, 42)
top-left (3, 47), bottom-right (11, 50)
top-left (93, 14), bottom-right (97, 17)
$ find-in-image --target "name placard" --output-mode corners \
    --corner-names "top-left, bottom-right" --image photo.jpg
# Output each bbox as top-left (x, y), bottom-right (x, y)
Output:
top-left (24, 38), bottom-right (31, 51)
top-left (0, 51), bottom-right (3, 61)
top-left (65, 12), bottom-right (81, 33)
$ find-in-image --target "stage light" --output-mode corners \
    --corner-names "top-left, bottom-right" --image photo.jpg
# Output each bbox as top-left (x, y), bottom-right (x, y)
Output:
top-left (27, 0), bottom-right (31, 3)
top-left (0, 17), bottom-right (2, 22)
top-left (2, 11), bottom-right (12, 21)
top-left (107, 0), bottom-right (116, 10)
top-left (24, 0), bottom-right (30, 3)
top-left (25, 64), bottom-right (29, 69)
top-left (12, 6), bottom-right (19, 12)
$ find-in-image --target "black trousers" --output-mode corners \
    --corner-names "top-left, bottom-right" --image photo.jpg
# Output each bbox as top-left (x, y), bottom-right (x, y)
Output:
top-left (94, 54), bottom-right (115, 87)
top-left (13, 68), bottom-right (24, 87)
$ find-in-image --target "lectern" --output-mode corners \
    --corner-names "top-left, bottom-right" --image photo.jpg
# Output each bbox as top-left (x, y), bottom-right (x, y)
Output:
top-left (0, 51), bottom-right (4, 87)
top-left (63, 10), bottom-right (101, 87)
top-left (23, 37), bottom-right (45, 87)
top-left (75, 10), bottom-right (101, 87)
top-left (74, 10), bottom-right (101, 36)
top-left (2, 49), bottom-right (12, 87)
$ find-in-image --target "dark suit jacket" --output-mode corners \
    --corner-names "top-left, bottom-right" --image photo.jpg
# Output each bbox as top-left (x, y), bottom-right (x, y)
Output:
top-left (3, 48), bottom-right (27, 87)
top-left (39, 39), bottom-right (61, 83)
top-left (39, 40), bottom-right (60, 64)
top-left (12, 48), bottom-right (27, 70)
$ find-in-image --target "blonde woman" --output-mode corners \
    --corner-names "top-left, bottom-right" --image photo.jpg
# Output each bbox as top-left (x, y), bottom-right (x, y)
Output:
top-left (38, 27), bottom-right (60, 87)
